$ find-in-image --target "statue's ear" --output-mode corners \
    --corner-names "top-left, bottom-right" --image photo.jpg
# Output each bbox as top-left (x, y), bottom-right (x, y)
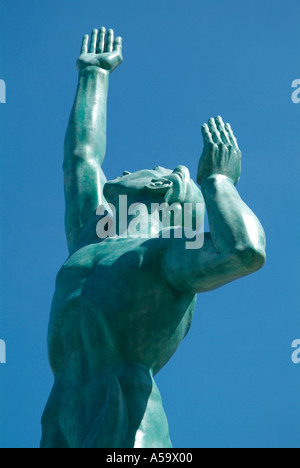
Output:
top-left (144, 178), bottom-right (173, 194)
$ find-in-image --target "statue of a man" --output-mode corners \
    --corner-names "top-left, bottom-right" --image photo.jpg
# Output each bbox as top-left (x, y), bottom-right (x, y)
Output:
top-left (41, 27), bottom-right (266, 448)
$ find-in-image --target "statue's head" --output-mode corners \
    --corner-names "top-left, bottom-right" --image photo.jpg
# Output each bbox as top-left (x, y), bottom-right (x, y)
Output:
top-left (104, 165), bottom-right (205, 228)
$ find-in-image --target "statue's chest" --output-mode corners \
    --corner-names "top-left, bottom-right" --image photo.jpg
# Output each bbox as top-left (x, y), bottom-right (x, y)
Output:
top-left (52, 238), bottom-right (196, 373)
top-left (59, 237), bottom-right (167, 308)
top-left (83, 242), bottom-right (165, 310)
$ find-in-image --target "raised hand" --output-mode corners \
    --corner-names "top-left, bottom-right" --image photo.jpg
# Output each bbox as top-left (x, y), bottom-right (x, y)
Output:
top-left (197, 116), bottom-right (242, 186)
top-left (77, 27), bottom-right (123, 73)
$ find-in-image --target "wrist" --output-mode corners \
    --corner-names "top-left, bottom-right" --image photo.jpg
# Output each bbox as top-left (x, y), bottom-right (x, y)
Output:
top-left (198, 172), bottom-right (238, 188)
top-left (200, 174), bottom-right (235, 194)
top-left (78, 64), bottom-right (109, 77)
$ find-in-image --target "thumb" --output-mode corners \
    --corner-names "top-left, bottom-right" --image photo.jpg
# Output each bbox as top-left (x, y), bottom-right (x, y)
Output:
top-left (113, 37), bottom-right (123, 55)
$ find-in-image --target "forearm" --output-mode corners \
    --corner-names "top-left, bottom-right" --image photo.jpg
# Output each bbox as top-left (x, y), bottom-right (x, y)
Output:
top-left (64, 66), bottom-right (109, 167)
top-left (164, 118), bottom-right (266, 295)
top-left (201, 175), bottom-right (266, 257)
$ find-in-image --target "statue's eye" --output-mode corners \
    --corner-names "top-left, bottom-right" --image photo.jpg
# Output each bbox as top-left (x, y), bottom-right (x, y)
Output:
top-left (150, 178), bottom-right (172, 189)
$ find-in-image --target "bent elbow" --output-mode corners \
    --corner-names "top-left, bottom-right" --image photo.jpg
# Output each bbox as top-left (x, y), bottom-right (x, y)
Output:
top-left (235, 244), bottom-right (266, 274)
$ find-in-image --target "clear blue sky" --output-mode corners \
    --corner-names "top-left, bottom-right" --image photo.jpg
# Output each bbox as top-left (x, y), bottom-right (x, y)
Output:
top-left (0, 0), bottom-right (299, 448)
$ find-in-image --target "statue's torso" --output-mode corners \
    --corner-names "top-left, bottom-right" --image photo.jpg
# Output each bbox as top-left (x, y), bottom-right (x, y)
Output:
top-left (42, 233), bottom-right (196, 447)
top-left (49, 234), bottom-right (196, 379)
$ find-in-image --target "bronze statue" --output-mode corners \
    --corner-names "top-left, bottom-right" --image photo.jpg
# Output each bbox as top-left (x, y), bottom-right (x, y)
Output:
top-left (41, 27), bottom-right (266, 448)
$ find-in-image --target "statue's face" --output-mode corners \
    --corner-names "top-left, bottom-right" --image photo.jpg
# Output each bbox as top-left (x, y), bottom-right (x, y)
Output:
top-left (104, 167), bottom-right (174, 204)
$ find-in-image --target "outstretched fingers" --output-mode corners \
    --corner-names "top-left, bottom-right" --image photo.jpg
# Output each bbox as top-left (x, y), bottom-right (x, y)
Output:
top-left (106, 29), bottom-right (114, 53)
top-left (81, 34), bottom-right (89, 54)
top-left (113, 36), bottom-right (123, 54)
top-left (215, 116), bottom-right (231, 145)
top-left (81, 27), bottom-right (122, 57)
top-left (97, 27), bottom-right (106, 54)
top-left (202, 123), bottom-right (214, 146)
top-left (225, 123), bottom-right (239, 149)
top-left (208, 118), bottom-right (223, 145)
top-left (204, 116), bottom-right (239, 149)
top-left (89, 29), bottom-right (98, 53)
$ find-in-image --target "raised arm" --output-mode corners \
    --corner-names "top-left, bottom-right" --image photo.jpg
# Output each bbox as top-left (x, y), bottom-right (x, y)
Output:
top-left (164, 116), bottom-right (266, 294)
top-left (64, 27), bottom-right (123, 252)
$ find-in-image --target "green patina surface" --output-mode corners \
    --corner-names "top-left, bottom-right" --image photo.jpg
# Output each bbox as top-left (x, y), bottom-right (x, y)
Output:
top-left (41, 27), bottom-right (266, 448)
